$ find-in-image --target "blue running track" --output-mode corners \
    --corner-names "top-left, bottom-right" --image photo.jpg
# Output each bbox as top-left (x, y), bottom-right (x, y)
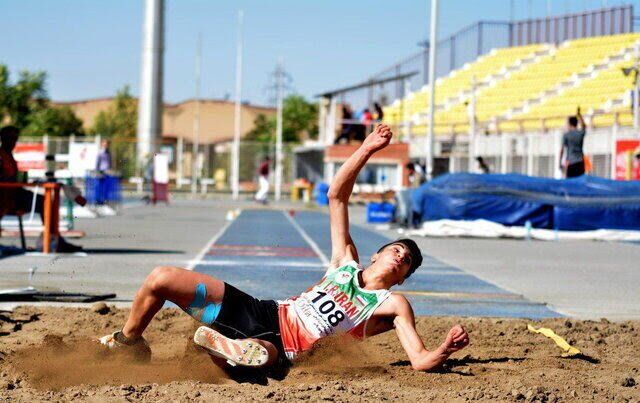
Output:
top-left (193, 209), bottom-right (559, 319)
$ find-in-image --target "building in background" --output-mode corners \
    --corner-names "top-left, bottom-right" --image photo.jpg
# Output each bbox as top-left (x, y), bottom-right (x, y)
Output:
top-left (55, 97), bottom-right (275, 144)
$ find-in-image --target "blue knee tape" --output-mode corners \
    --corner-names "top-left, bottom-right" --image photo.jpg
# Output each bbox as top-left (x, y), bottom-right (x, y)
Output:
top-left (186, 283), bottom-right (221, 324)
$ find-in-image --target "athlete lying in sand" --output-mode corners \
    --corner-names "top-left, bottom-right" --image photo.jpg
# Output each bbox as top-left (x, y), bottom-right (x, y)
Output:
top-left (98, 123), bottom-right (469, 373)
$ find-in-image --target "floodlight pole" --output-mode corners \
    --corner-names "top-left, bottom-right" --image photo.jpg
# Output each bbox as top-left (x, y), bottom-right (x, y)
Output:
top-left (634, 42), bottom-right (640, 129)
top-left (275, 59), bottom-right (284, 201)
top-left (136, 0), bottom-right (164, 171)
top-left (468, 76), bottom-right (477, 173)
top-left (191, 33), bottom-right (202, 195)
top-left (231, 10), bottom-right (244, 200)
top-left (425, 0), bottom-right (439, 180)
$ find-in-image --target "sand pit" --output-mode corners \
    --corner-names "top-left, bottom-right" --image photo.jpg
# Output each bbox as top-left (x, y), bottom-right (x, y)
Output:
top-left (0, 306), bottom-right (638, 401)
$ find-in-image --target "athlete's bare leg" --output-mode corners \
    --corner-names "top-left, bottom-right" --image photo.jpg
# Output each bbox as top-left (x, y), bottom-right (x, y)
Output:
top-left (120, 266), bottom-right (278, 365)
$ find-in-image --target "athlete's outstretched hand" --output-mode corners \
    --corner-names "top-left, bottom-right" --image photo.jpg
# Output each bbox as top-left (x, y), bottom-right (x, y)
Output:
top-left (362, 124), bottom-right (393, 154)
top-left (440, 324), bottom-right (470, 354)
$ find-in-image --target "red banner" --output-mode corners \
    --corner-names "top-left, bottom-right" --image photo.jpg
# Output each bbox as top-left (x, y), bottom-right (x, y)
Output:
top-left (13, 143), bottom-right (45, 171)
top-left (615, 140), bottom-right (640, 180)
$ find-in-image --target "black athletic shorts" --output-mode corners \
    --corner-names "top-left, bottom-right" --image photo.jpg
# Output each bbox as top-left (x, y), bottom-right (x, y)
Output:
top-left (212, 283), bottom-right (290, 375)
top-left (566, 161), bottom-right (585, 178)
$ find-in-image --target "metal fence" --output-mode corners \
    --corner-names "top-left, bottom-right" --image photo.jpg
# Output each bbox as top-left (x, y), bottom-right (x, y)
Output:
top-left (334, 5), bottom-right (634, 113)
top-left (447, 126), bottom-right (639, 180)
top-left (18, 136), bottom-right (299, 192)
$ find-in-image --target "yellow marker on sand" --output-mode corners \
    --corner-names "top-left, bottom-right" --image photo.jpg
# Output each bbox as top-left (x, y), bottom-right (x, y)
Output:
top-left (527, 324), bottom-right (581, 357)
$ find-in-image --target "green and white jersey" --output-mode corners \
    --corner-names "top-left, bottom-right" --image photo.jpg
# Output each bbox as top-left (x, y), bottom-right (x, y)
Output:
top-left (278, 261), bottom-right (391, 359)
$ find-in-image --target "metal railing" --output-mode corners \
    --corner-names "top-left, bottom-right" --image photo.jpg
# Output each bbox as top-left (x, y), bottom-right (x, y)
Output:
top-left (15, 136), bottom-right (300, 192)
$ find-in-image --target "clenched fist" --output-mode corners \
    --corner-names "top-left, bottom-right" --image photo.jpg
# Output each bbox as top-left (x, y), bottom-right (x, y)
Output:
top-left (362, 124), bottom-right (393, 154)
top-left (441, 324), bottom-right (470, 354)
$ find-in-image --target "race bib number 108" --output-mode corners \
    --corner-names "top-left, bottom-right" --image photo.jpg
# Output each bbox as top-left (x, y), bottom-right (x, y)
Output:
top-left (310, 290), bottom-right (346, 327)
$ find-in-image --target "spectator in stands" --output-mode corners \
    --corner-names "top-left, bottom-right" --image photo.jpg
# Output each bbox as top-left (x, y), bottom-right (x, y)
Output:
top-left (350, 108), bottom-right (372, 142)
top-left (360, 108), bottom-right (373, 126)
top-left (476, 156), bottom-right (491, 174)
top-left (335, 105), bottom-right (354, 144)
top-left (96, 139), bottom-right (113, 174)
top-left (255, 156), bottom-right (271, 204)
top-left (0, 126), bottom-right (82, 252)
top-left (373, 102), bottom-right (384, 121)
top-left (405, 162), bottom-right (424, 187)
top-left (559, 107), bottom-right (587, 178)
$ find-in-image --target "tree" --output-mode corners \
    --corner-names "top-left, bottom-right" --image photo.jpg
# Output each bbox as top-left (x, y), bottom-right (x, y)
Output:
top-left (282, 94), bottom-right (318, 142)
top-left (245, 113), bottom-right (275, 142)
top-left (0, 65), bottom-right (48, 128)
top-left (22, 105), bottom-right (84, 137)
top-left (245, 94), bottom-right (318, 143)
top-left (0, 64), bottom-right (84, 137)
top-left (89, 86), bottom-right (139, 177)
top-left (90, 86), bottom-right (137, 138)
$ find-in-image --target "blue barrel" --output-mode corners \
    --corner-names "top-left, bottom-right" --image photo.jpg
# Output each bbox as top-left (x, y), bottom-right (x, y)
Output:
top-left (366, 202), bottom-right (395, 223)
top-left (85, 175), bottom-right (101, 204)
top-left (85, 174), bottom-right (121, 204)
top-left (103, 175), bottom-right (122, 203)
top-left (314, 182), bottom-right (330, 206)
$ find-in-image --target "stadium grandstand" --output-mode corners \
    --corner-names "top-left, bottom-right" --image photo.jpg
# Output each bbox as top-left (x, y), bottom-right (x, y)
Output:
top-left (316, 4), bottom-right (640, 180)
top-left (383, 32), bottom-right (640, 134)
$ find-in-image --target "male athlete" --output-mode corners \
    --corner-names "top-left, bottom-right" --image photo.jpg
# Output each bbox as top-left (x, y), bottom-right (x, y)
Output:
top-left (99, 124), bottom-right (469, 372)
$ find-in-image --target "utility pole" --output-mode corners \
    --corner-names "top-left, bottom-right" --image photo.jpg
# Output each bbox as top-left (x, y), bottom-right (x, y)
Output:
top-left (191, 33), bottom-right (202, 195)
top-left (231, 10), bottom-right (244, 200)
top-left (275, 59), bottom-right (284, 201)
top-left (425, 0), bottom-right (439, 180)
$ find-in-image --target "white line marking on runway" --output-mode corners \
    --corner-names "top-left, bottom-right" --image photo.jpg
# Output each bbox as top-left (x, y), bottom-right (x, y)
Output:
top-left (187, 259), bottom-right (326, 268)
top-left (283, 211), bottom-right (330, 267)
top-left (187, 210), bottom-right (241, 271)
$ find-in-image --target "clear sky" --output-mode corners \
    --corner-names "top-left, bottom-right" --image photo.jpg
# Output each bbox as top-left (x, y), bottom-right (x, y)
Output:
top-left (1, 0), bottom-right (633, 105)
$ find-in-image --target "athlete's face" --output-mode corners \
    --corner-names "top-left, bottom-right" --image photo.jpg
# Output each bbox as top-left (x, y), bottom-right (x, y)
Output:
top-left (373, 243), bottom-right (413, 284)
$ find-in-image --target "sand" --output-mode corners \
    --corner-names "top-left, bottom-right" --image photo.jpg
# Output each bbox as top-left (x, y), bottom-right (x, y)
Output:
top-left (0, 306), bottom-right (639, 402)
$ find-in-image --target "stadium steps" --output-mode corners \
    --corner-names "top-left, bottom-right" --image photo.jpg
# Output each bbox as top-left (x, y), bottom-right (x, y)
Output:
top-left (438, 45), bottom-right (552, 112)
top-left (505, 38), bottom-right (640, 120)
top-left (383, 32), bottom-right (640, 135)
top-left (400, 45), bottom-right (552, 133)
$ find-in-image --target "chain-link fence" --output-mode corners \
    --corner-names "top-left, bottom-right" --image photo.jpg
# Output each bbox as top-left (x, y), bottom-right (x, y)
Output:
top-left (16, 136), bottom-right (300, 192)
top-left (332, 5), bottom-right (634, 115)
top-left (447, 126), bottom-right (639, 179)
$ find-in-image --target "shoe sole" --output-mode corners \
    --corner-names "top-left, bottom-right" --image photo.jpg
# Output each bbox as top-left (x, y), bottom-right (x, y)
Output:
top-left (193, 326), bottom-right (269, 367)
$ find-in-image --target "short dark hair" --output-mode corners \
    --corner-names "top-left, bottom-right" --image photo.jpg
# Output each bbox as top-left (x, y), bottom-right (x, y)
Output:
top-left (376, 238), bottom-right (423, 279)
top-left (568, 116), bottom-right (578, 127)
top-left (0, 125), bottom-right (19, 140)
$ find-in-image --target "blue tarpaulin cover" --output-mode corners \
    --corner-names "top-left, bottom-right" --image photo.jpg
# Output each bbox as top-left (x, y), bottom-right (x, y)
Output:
top-left (412, 173), bottom-right (640, 231)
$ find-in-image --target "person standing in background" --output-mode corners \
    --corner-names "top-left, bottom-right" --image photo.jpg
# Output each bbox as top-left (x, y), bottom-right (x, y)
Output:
top-left (255, 156), bottom-right (271, 204)
top-left (96, 139), bottom-right (112, 174)
top-left (560, 107), bottom-right (587, 178)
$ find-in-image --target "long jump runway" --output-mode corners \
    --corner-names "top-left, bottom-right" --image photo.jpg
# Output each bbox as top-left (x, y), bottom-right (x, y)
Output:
top-left (192, 209), bottom-right (559, 319)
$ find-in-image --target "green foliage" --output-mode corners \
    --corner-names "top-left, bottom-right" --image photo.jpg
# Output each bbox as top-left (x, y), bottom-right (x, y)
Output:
top-left (90, 86), bottom-right (137, 138)
top-left (246, 113), bottom-right (275, 142)
top-left (246, 94), bottom-right (318, 143)
top-left (0, 66), bottom-right (48, 128)
top-left (88, 86), bottom-right (139, 177)
top-left (0, 64), bottom-right (84, 137)
top-left (282, 94), bottom-right (318, 142)
top-left (22, 105), bottom-right (84, 137)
